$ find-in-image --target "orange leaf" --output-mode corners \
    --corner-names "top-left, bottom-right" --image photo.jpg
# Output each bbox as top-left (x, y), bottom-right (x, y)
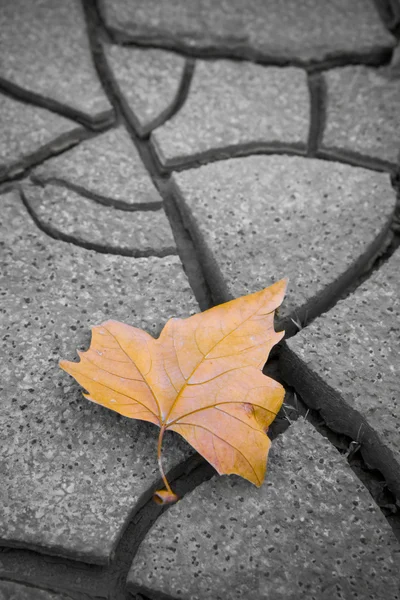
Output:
top-left (60, 280), bottom-right (287, 502)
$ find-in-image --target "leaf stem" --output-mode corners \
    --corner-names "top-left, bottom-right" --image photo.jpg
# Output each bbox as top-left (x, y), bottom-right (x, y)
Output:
top-left (157, 425), bottom-right (173, 494)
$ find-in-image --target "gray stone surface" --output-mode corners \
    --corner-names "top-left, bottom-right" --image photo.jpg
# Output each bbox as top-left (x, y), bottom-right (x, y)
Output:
top-left (0, 581), bottom-right (71, 600)
top-left (23, 183), bottom-right (176, 256)
top-left (0, 190), bottom-right (198, 563)
top-left (33, 127), bottom-right (162, 209)
top-left (151, 62), bottom-right (309, 167)
top-left (281, 249), bottom-right (400, 498)
top-left (0, 0), bottom-right (113, 128)
top-left (322, 66), bottom-right (400, 164)
top-left (0, 93), bottom-right (85, 182)
top-left (171, 155), bottom-right (395, 331)
top-left (128, 418), bottom-right (400, 600)
top-left (104, 45), bottom-right (185, 136)
top-left (100, 0), bottom-right (395, 63)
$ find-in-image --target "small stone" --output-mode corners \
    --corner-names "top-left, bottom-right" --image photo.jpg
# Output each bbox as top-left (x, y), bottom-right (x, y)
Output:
top-left (23, 183), bottom-right (176, 256)
top-left (100, 0), bottom-right (395, 64)
top-left (322, 66), bottom-right (400, 164)
top-left (0, 93), bottom-right (85, 182)
top-left (171, 155), bottom-right (395, 331)
top-left (281, 249), bottom-right (400, 497)
top-left (33, 127), bottom-right (162, 208)
top-left (0, 580), bottom-right (72, 600)
top-left (0, 0), bottom-right (113, 128)
top-left (104, 45), bottom-right (186, 136)
top-left (128, 419), bottom-right (400, 600)
top-left (151, 62), bottom-right (309, 167)
top-left (0, 191), bottom-right (198, 563)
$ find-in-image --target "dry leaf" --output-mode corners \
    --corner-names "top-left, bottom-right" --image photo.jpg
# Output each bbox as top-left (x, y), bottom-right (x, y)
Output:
top-left (60, 280), bottom-right (287, 503)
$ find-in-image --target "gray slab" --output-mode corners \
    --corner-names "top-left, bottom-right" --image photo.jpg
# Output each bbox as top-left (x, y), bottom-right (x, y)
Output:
top-left (0, 0), bottom-right (113, 128)
top-left (171, 156), bottom-right (395, 334)
top-left (151, 62), bottom-right (309, 167)
top-left (104, 45), bottom-right (185, 136)
top-left (0, 190), bottom-right (198, 563)
top-left (322, 66), bottom-right (400, 165)
top-left (23, 183), bottom-right (176, 257)
top-left (280, 249), bottom-right (400, 498)
top-left (33, 127), bottom-right (162, 209)
top-left (0, 581), bottom-right (71, 600)
top-left (0, 93), bottom-right (85, 182)
top-left (99, 0), bottom-right (395, 64)
top-left (128, 418), bottom-right (400, 600)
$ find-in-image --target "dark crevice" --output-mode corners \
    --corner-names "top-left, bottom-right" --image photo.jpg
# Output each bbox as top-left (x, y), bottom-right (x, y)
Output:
top-left (316, 147), bottom-right (397, 173)
top-left (0, 77), bottom-right (115, 131)
top-left (115, 56), bottom-right (196, 138)
top-left (373, 0), bottom-right (400, 35)
top-left (82, 0), bottom-right (214, 312)
top-left (158, 179), bottom-right (214, 311)
top-left (0, 128), bottom-right (92, 184)
top-left (20, 186), bottom-right (177, 259)
top-left (99, 20), bottom-right (394, 73)
top-left (278, 346), bottom-right (400, 539)
top-left (169, 174), bottom-right (395, 338)
top-left (0, 454), bottom-right (215, 600)
top-left (150, 142), bottom-right (307, 174)
top-left (306, 73), bottom-right (326, 157)
top-left (164, 58), bottom-right (196, 124)
top-left (30, 175), bottom-right (163, 212)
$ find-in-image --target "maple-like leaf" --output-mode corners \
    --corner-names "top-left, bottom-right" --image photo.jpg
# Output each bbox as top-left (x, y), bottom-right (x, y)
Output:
top-left (60, 280), bottom-right (286, 503)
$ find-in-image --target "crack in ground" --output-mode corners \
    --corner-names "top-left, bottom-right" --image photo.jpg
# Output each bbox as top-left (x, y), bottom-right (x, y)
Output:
top-left (82, 0), bottom-right (213, 312)
top-left (97, 17), bottom-right (394, 73)
top-left (0, 127), bottom-right (92, 185)
top-left (2, 1), bottom-right (399, 598)
top-left (167, 173), bottom-right (395, 338)
top-left (30, 175), bottom-right (164, 212)
top-left (306, 72), bottom-right (326, 157)
top-left (264, 357), bottom-right (400, 543)
top-left (0, 454), bottom-right (214, 600)
top-left (19, 185), bottom-right (177, 259)
top-left (0, 76), bottom-right (115, 132)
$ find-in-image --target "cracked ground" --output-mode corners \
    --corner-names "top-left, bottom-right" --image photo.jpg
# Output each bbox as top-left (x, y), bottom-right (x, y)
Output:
top-left (1, 0), bottom-right (400, 598)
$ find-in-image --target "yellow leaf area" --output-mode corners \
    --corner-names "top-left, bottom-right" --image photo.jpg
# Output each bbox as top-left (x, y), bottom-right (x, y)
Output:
top-left (60, 280), bottom-right (287, 501)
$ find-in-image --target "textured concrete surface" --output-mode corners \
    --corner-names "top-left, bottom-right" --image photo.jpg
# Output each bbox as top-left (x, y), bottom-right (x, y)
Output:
top-left (322, 66), bottom-right (400, 164)
top-left (23, 183), bottom-right (176, 256)
top-left (0, 0), bottom-right (113, 127)
top-left (0, 93), bottom-right (85, 182)
top-left (0, 190), bottom-right (198, 563)
top-left (33, 127), bottom-right (162, 208)
top-left (151, 62), bottom-right (309, 166)
top-left (281, 249), bottom-right (400, 498)
top-left (0, 581), bottom-right (72, 600)
top-left (128, 419), bottom-right (400, 600)
top-left (104, 45), bottom-right (185, 136)
top-left (172, 156), bottom-right (395, 329)
top-left (99, 0), bottom-right (395, 63)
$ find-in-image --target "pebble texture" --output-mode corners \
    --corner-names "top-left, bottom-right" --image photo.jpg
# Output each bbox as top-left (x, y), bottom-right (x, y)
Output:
top-left (104, 45), bottom-right (185, 136)
top-left (99, 0), bottom-right (395, 63)
top-left (281, 249), bottom-right (400, 498)
top-left (172, 156), bottom-right (395, 329)
top-left (33, 127), bottom-right (162, 208)
top-left (0, 0), bottom-right (113, 127)
top-left (128, 419), bottom-right (400, 600)
top-left (0, 191), bottom-right (198, 563)
top-left (0, 93), bottom-right (84, 182)
top-left (151, 62), bottom-right (309, 167)
top-left (23, 183), bottom-right (176, 256)
top-left (322, 66), bottom-right (400, 164)
top-left (0, 581), bottom-right (72, 600)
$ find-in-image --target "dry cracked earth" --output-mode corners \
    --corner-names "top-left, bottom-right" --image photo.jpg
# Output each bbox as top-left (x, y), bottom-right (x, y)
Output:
top-left (1, 0), bottom-right (400, 599)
